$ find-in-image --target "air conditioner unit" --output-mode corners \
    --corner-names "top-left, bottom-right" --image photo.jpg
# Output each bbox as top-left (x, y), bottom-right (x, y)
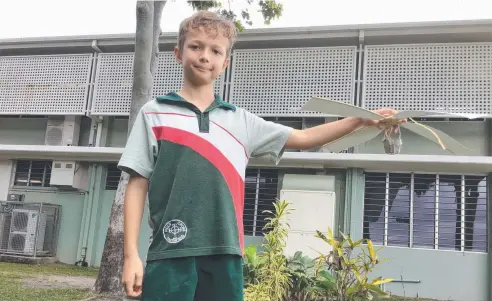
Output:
top-left (7, 209), bottom-right (47, 255)
top-left (45, 116), bottom-right (81, 146)
top-left (49, 161), bottom-right (88, 190)
top-left (7, 194), bottom-right (24, 202)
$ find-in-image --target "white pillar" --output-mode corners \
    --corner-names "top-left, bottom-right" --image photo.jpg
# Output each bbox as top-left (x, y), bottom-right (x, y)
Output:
top-left (0, 160), bottom-right (13, 200)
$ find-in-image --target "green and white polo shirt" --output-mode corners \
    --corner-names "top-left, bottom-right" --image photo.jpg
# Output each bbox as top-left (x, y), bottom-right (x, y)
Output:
top-left (118, 91), bottom-right (293, 261)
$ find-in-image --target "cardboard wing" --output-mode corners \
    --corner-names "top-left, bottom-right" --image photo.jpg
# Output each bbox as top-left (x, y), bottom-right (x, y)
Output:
top-left (300, 97), bottom-right (483, 155)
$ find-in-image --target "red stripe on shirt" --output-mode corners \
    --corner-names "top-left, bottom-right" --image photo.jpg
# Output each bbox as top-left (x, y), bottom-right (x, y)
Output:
top-left (210, 120), bottom-right (249, 160)
top-left (146, 112), bottom-right (248, 161)
top-left (152, 125), bottom-right (245, 253)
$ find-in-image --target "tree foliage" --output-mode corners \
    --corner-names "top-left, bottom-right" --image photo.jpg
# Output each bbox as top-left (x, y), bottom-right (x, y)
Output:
top-left (187, 0), bottom-right (283, 31)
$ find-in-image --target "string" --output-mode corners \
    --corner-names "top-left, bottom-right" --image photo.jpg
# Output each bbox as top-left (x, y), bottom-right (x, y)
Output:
top-left (408, 117), bottom-right (446, 150)
top-left (379, 116), bottom-right (446, 151)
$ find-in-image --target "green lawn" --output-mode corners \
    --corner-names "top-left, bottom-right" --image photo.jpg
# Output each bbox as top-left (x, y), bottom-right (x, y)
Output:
top-left (375, 297), bottom-right (436, 301)
top-left (0, 262), bottom-right (437, 301)
top-left (0, 262), bottom-right (99, 301)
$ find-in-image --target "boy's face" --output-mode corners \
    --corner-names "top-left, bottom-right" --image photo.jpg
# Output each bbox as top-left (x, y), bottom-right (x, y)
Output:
top-left (175, 27), bottom-right (230, 86)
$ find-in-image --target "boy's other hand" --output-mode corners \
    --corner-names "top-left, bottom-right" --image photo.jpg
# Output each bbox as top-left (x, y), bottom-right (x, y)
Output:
top-left (122, 255), bottom-right (144, 297)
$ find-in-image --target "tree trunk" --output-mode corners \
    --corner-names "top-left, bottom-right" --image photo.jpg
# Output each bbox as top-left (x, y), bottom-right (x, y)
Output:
top-left (94, 1), bottom-right (166, 295)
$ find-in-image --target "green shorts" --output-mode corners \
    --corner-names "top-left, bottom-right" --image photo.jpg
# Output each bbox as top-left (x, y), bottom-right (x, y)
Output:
top-left (141, 254), bottom-right (244, 301)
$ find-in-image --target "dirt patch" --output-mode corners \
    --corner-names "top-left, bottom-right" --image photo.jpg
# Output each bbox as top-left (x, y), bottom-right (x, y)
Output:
top-left (21, 274), bottom-right (96, 290)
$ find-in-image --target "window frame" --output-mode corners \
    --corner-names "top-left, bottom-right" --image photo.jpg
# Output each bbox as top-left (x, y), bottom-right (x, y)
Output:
top-left (362, 171), bottom-right (488, 253)
top-left (11, 160), bottom-right (53, 189)
top-left (104, 163), bottom-right (121, 190)
top-left (243, 168), bottom-right (280, 237)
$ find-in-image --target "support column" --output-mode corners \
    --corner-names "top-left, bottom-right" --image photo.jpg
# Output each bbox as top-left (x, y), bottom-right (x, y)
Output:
top-left (487, 120), bottom-right (492, 301)
top-left (488, 173), bottom-right (492, 301)
top-left (0, 160), bottom-right (13, 200)
top-left (345, 168), bottom-right (365, 240)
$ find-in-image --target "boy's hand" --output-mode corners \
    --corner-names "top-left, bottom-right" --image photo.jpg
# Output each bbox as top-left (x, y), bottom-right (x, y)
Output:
top-left (361, 108), bottom-right (407, 134)
top-left (122, 255), bottom-right (144, 297)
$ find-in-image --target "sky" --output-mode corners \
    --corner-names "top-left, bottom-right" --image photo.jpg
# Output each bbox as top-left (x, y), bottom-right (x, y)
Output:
top-left (0, 0), bottom-right (491, 40)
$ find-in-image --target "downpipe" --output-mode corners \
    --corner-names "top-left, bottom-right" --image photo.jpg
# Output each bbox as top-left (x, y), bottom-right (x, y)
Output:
top-left (487, 120), bottom-right (492, 301)
top-left (76, 120), bottom-right (102, 266)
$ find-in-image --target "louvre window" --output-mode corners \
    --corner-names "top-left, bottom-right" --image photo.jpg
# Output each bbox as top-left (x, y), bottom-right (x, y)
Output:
top-left (244, 168), bottom-right (280, 236)
top-left (13, 160), bottom-right (52, 187)
top-left (105, 163), bottom-right (121, 190)
top-left (363, 172), bottom-right (488, 252)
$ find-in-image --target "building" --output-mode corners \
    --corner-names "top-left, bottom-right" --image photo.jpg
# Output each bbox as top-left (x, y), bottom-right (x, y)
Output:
top-left (0, 19), bottom-right (491, 301)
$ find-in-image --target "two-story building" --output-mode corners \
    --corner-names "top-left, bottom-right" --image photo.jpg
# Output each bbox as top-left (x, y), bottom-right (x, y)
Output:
top-left (0, 19), bottom-right (491, 301)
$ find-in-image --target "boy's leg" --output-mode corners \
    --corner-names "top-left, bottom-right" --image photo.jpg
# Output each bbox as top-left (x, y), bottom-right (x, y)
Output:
top-left (194, 254), bottom-right (244, 301)
top-left (141, 257), bottom-right (198, 301)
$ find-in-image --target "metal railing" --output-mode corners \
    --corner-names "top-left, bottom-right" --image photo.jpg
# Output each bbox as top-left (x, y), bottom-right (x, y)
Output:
top-left (0, 201), bottom-right (61, 258)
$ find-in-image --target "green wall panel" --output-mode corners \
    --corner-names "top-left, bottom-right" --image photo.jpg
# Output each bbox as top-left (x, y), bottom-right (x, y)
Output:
top-left (373, 247), bottom-right (487, 301)
top-left (106, 118), bottom-right (128, 147)
top-left (0, 117), bottom-right (92, 146)
top-left (0, 118), bottom-right (47, 145)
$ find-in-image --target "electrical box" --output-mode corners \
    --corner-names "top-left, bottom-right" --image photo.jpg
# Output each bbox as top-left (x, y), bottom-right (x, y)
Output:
top-left (280, 189), bottom-right (336, 259)
top-left (49, 161), bottom-right (88, 190)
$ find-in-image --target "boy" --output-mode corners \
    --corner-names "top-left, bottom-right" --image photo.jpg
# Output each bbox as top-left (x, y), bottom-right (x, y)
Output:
top-left (119, 10), bottom-right (399, 301)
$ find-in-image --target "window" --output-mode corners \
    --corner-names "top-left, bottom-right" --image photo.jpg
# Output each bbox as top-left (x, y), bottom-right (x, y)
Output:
top-left (13, 160), bottom-right (52, 187)
top-left (105, 163), bottom-right (121, 190)
top-left (363, 172), bottom-right (488, 252)
top-left (243, 168), bottom-right (280, 236)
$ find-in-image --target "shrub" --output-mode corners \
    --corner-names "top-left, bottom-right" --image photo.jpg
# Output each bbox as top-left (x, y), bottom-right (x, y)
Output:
top-left (315, 228), bottom-right (392, 301)
top-left (242, 200), bottom-right (392, 301)
top-left (244, 199), bottom-right (292, 301)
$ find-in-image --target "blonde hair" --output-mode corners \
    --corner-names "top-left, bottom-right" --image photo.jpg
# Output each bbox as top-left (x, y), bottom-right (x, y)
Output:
top-left (178, 11), bottom-right (237, 54)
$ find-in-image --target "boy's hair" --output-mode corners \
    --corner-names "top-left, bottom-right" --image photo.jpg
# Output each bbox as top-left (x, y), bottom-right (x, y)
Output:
top-left (177, 10), bottom-right (237, 54)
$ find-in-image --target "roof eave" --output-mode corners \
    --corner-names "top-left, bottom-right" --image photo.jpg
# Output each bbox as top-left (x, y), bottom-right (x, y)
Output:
top-left (2, 18), bottom-right (492, 52)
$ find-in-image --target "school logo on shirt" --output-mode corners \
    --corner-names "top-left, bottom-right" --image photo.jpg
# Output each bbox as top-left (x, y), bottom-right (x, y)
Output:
top-left (163, 219), bottom-right (187, 244)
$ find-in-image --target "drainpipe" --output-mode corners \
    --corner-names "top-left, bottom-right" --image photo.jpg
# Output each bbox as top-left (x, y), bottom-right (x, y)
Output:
top-left (487, 120), bottom-right (492, 301)
top-left (75, 40), bottom-right (104, 264)
top-left (488, 173), bottom-right (492, 301)
top-left (83, 119), bottom-right (106, 264)
top-left (78, 163), bottom-right (97, 263)
top-left (76, 118), bottom-right (102, 264)
top-left (343, 169), bottom-right (353, 235)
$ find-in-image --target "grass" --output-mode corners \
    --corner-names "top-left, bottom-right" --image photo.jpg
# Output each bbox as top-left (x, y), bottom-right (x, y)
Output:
top-left (375, 297), bottom-right (436, 301)
top-left (0, 262), bottom-right (438, 301)
top-left (0, 262), bottom-right (99, 301)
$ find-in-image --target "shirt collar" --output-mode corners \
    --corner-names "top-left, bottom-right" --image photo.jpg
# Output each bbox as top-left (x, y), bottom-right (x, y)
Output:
top-left (156, 92), bottom-right (236, 112)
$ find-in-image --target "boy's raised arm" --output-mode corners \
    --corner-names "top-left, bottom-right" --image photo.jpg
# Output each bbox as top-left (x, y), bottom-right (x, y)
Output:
top-left (285, 108), bottom-right (401, 150)
top-left (285, 117), bottom-right (364, 150)
top-left (245, 108), bottom-right (400, 159)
